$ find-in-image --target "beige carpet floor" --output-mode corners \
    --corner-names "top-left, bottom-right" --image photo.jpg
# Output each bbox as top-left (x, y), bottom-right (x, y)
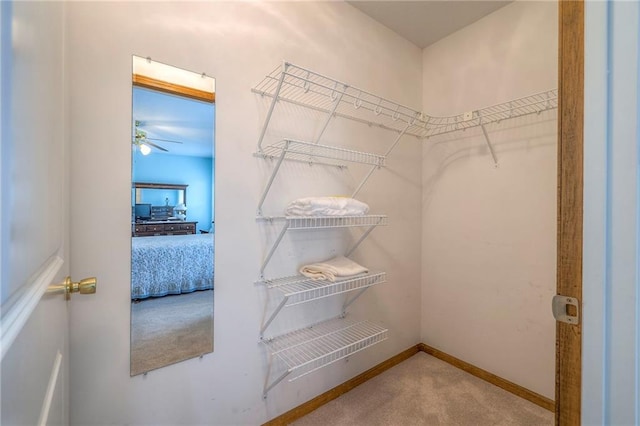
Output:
top-left (292, 352), bottom-right (553, 426)
top-left (130, 289), bottom-right (214, 375)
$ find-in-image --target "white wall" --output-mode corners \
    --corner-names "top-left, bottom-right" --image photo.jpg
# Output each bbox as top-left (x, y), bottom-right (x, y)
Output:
top-left (420, 1), bottom-right (558, 398)
top-left (66, 2), bottom-right (422, 425)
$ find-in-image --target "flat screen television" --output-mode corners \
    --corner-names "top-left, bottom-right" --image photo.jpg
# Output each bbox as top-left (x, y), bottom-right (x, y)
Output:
top-left (134, 203), bottom-right (152, 221)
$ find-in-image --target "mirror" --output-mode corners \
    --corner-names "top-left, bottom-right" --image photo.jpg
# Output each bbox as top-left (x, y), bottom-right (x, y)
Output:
top-left (130, 56), bottom-right (215, 376)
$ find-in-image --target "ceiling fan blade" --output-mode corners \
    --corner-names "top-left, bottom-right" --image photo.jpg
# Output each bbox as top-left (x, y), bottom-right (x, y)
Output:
top-left (144, 141), bottom-right (169, 152)
top-left (146, 137), bottom-right (184, 144)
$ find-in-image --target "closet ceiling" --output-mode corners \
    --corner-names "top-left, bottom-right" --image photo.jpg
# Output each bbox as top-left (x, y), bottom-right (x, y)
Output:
top-left (347, 1), bottom-right (512, 48)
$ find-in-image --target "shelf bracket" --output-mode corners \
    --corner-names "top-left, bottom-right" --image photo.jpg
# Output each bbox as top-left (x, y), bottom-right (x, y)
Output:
top-left (352, 122), bottom-right (411, 198)
top-left (480, 124), bottom-right (498, 168)
top-left (260, 221), bottom-right (290, 279)
top-left (313, 83), bottom-right (345, 145)
top-left (257, 140), bottom-right (290, 216)
top-left (345, 220), bottom-right (381, 257)
top-left (477, 111), bottom-right (498, 168)
top-left (384, 122), bottom-right (412, 157)
top-left (257, 62), bottom-right (289, 153)
top-left (342, 287), bottom-right (370, 315)
top-left (351, 164), bottom-right (379, 199)
top-left (263, 359), bottom-right (290, 399)
top-left (260, 296), bottom-right (289, 338)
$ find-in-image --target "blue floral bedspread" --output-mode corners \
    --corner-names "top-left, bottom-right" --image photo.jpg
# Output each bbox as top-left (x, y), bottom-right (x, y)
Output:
top-left (131, 234), bottom-right (214, 299)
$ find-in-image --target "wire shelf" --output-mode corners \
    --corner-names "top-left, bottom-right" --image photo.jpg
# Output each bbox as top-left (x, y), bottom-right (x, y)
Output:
top-left (259, 215), bottom-right (387, 279)
top-left (252, 62), bottom-right (558, 140)
top-left (258, 215), bottom-right (388, 229)
top-left (283, 214), bottom-right (388, 230)
top-left (263, 317), bottom-right (388, 382)
top-left (253, 62), bottom-right (425, 138)
top-left (255, 137), bottom-right (388, 215)
top-left (423, 89), bottom-right (559, 138)
top-left (265, 271), bottom-right (386, 306)
top-left (257, 139), bottom-right (386, 168)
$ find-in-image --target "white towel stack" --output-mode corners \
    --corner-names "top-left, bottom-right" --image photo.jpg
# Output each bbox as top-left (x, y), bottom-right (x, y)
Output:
top-left (285, 197), bottom-right (370, 217)
top-left (299, 256), bottom-right (368, 282)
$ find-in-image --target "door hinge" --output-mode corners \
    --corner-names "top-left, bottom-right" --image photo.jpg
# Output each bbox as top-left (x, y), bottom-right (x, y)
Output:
top-left (552, 295), bottom-right (579, 325)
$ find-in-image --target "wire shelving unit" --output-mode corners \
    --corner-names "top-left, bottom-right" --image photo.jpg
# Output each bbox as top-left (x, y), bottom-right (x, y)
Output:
top-left (262, 317), bottom-right (388, 399)
top-left (259, 271), bottom-right (386, 338)
top-left (252, 61), bottom-right (560, 398)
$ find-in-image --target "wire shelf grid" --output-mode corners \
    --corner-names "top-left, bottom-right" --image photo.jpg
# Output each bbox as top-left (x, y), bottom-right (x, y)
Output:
top-left (258, 139), bottom-right (386, 168)
top-left (264, 271), bottom-right (386, 306)
top-left (263, 317), bottom-right (388, 381)
top-left (252, 62), bottom-right (558, 140)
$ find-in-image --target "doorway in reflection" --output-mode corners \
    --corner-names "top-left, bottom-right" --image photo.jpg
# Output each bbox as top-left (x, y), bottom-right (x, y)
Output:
top-left (130, 56), bottom-right (215, 376)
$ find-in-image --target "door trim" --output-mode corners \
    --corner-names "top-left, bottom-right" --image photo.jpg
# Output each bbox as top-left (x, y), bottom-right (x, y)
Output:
top-left (556, 0), bottom-right (584, 424)
top-left (0, 252), bottom-right (63, 360)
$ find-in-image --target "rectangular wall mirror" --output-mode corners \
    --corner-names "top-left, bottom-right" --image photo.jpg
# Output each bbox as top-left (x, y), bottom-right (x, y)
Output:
top-left (130, 55), bottom-right (215, 376)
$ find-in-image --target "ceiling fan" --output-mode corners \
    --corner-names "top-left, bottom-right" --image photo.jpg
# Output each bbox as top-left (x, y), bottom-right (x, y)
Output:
top-left (132, 120), bottom-right (183, 155)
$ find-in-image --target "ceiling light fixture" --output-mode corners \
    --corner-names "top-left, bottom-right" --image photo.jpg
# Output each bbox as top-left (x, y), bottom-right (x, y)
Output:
top-left (139, 144), bottom-right (151, 155)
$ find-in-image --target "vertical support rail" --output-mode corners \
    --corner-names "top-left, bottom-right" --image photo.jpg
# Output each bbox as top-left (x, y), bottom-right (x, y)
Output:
top-left (313, 83), bottom-right (345, 144)
top-left (260, 296), bottom-right (290, 338)
top-left (351, 122), bottom-right (410, 198)
top-left (257, 140), bottom-right (290, 216)
top-left (257, 62), bottom-right (289, 153)
top-left (260, 221), bottom-right (290, 279)
top-left (345, 221), bottom-right (380, 257)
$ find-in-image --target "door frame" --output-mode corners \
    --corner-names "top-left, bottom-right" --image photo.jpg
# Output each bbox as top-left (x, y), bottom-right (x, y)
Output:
top-left (556, 0), bottom-right (583, 425)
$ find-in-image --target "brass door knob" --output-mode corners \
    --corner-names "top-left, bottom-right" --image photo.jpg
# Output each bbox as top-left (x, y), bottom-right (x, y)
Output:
top-left (47, 276), bottom-right (97, 300)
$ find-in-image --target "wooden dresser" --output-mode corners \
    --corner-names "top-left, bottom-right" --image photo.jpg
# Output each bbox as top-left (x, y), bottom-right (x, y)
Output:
top-left (132, 221), bottom-right (198, 237)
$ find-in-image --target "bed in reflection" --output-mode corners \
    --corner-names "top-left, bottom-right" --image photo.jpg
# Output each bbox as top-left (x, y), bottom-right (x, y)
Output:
top-left (131, 233), bottom-right (214, 300)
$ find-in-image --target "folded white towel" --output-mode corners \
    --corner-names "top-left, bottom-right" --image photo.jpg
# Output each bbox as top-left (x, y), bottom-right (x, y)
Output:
top-left (285, 197), bottom-right (369, 217)
top-left (299, 256), bottom-right (368, 282)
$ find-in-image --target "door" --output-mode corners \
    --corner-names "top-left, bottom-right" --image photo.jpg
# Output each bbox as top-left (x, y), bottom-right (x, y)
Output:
top-left (1, 2), bottom-right (75, 425)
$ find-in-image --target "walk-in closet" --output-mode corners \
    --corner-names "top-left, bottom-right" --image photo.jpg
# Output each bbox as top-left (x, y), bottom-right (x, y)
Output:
top-left (12, 0), bottom-right (629, 425)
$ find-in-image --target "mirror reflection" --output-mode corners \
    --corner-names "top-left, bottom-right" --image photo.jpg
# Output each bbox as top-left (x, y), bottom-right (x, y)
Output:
top-left (130, 56), bottom-right (215, 376)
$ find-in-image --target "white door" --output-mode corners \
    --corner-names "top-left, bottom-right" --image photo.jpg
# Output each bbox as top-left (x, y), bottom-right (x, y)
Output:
top-left (0, 2), bottom-right (87, 425)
